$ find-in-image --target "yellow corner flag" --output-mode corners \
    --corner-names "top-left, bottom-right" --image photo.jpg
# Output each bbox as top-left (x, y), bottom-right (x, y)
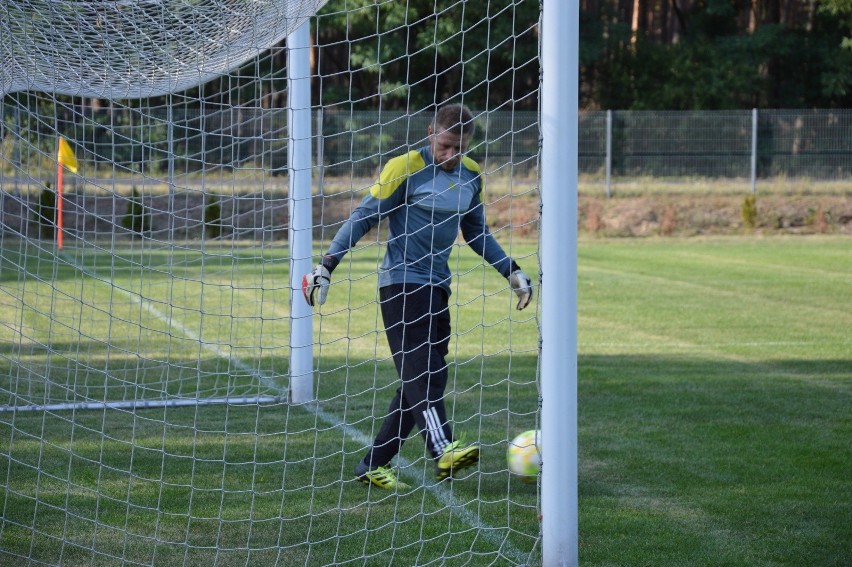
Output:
top-left (57, 137), bottom-right (79, 173)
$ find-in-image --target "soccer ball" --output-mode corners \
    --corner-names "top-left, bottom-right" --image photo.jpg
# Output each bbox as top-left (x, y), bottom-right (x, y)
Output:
top-left (507, 429), bottom-right (541, 483)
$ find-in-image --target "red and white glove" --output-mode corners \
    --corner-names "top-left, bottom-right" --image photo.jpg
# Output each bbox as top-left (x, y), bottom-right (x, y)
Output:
top-left (509, 269), bottom-right (533, 310)
top-left (302, 264), bottom-right (331, 306)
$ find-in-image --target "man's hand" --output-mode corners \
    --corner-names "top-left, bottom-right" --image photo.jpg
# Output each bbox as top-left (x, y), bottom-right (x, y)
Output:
top-left (302, 264), bottom-right (331, 306)
top-left (509, 269), bottom-right (533, 310)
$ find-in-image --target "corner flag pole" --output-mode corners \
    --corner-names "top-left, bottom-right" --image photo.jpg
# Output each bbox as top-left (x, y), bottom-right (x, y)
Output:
top-left (56, 161), bottom-right (64, 249)
top-left (541, 0), bottom-right (579, 565)
top-left (56, 137), bottom-right (79, 250)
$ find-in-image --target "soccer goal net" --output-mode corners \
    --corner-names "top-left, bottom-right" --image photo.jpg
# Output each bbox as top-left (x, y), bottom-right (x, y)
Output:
top-left (0, 1), bottom-right (546, 564)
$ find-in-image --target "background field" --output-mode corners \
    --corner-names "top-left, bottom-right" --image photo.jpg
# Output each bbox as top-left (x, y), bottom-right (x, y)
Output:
top-left (0, 235), bottom-right (850, 566)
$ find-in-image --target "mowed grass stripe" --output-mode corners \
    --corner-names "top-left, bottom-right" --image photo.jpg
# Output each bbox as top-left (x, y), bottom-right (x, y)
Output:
top-left (579, 238), bottom-right (851, 364)
top-left (580, 262), bottom-right (850, 354)
top-left (582, 241), bottom-right (851, 313)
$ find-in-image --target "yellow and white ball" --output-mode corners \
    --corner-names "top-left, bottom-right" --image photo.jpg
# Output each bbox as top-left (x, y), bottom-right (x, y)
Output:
top-left (507, 429), bottom-right (541, 483)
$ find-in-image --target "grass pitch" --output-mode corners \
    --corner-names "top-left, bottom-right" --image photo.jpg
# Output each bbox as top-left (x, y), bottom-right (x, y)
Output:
top-left (0, 235), bottom-right (849, 566)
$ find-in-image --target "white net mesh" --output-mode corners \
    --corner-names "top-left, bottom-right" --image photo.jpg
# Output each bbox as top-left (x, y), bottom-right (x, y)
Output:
top-left (0, 1), bottom-right (543, 564)
top-left (2, 0), bottom-right (330, 98)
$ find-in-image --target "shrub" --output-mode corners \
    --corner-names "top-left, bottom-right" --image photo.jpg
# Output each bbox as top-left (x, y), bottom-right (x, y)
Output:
top-left (204, 193), bottom-right (223, 239)
top-left (741, 194), bottom-right (758, 229)
top-left (33, 183), bottom-right (56, 240)
top-left (807, 206), bottom-right (830, 233)
top-left (122, 187), bottom-right (152, 235)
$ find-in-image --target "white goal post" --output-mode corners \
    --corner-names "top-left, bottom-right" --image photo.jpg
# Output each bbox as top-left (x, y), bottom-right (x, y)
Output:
top-left (0, 1), bottom-right (577, 565)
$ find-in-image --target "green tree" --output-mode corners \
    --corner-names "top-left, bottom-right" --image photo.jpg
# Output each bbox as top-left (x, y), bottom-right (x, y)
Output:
top-left (819, 0), bottom-right (852, 97)
top-left (584, 0), bottom-right (852, 109)
top-left (314, 0), bottom-right (539, 110)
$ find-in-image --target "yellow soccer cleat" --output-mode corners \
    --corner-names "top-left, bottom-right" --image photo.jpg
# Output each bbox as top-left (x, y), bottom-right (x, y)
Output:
top-left (435, 441), bottom-right (480, 481)
top-left (355, 463), bottom-right (410, 490)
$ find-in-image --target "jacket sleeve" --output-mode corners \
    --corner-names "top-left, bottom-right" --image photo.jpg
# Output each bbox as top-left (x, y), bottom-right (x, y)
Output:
top-left (460, 189), bottom-right (516, 279)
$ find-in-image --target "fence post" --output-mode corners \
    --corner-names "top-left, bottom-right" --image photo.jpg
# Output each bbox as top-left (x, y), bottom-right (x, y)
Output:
top-left (605, 109), bottom-right (612, 198)
top-left (751, 108), bottom-right (758, 194)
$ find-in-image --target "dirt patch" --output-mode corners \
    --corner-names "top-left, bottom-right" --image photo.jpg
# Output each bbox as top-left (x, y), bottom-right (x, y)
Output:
top-left (3, 190), bottom-right (850, 242)
top-left (574, 194), bottom-right (852, 237)
top-left (315, 192), bottom-right (852, 239)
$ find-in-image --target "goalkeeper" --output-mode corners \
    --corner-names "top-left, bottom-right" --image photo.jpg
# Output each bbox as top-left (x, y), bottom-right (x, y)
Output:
top-left (302, 104), bottom-right (534, 490)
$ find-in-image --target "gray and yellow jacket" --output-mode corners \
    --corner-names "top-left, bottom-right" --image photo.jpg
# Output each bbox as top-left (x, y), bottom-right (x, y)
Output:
top-left (324, 146), bottom-right (517, 295)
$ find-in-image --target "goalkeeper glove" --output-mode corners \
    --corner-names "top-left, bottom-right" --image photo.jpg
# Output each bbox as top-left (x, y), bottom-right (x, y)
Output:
top-left (302, 262), bottom-right (332, 307)
top-left (509, 269), bottom-right (533, 311)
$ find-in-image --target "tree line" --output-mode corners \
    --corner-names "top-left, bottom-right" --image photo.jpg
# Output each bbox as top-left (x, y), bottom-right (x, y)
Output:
top-left (309, 0), bottom-right (851, 110)
top-left (5, 0), bottom-right (851, 121)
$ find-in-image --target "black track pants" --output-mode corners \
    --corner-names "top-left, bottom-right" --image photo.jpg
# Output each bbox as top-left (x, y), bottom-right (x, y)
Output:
top-left (361, 284), bottom-right (454, 468)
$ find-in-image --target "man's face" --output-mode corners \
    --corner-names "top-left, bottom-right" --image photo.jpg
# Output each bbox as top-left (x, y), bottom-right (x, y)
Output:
top-left (428, 125), bottom-right (470, 171)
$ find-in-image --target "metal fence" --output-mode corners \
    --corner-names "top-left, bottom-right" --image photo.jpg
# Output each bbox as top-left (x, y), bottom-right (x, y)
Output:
top-left (2, 107), bottom-right (851, 186)
top-left (578, 109), bottom-right (852, 195)
top-left (2, 107), bottom-right (848, 241)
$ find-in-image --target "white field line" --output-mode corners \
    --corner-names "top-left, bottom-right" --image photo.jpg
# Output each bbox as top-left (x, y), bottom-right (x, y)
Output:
top-left (61, 253), bottom-right (533, 566)
top-left (310, 405), bottom-right (532, 566)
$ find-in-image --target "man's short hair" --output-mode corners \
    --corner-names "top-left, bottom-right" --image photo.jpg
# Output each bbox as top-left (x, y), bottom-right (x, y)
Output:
top-left (433, 104), bottom-right (475, 137)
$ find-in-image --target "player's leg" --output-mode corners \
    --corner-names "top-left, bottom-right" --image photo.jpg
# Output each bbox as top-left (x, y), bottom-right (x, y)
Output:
top-left (353, 284), bottom-right (420, 489)
top-left (357, 386), bottom-right (416, 470)
top-left (355, 284), bottom-right (478, 488)
top-left (420, 290), bottom-right (479, 480)
top-left (354, 385), bottom-right (415, 490)
top-left (380, 284), bottom-right (454, 456)
top-left (381, 284), bottom-right (478, 479)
